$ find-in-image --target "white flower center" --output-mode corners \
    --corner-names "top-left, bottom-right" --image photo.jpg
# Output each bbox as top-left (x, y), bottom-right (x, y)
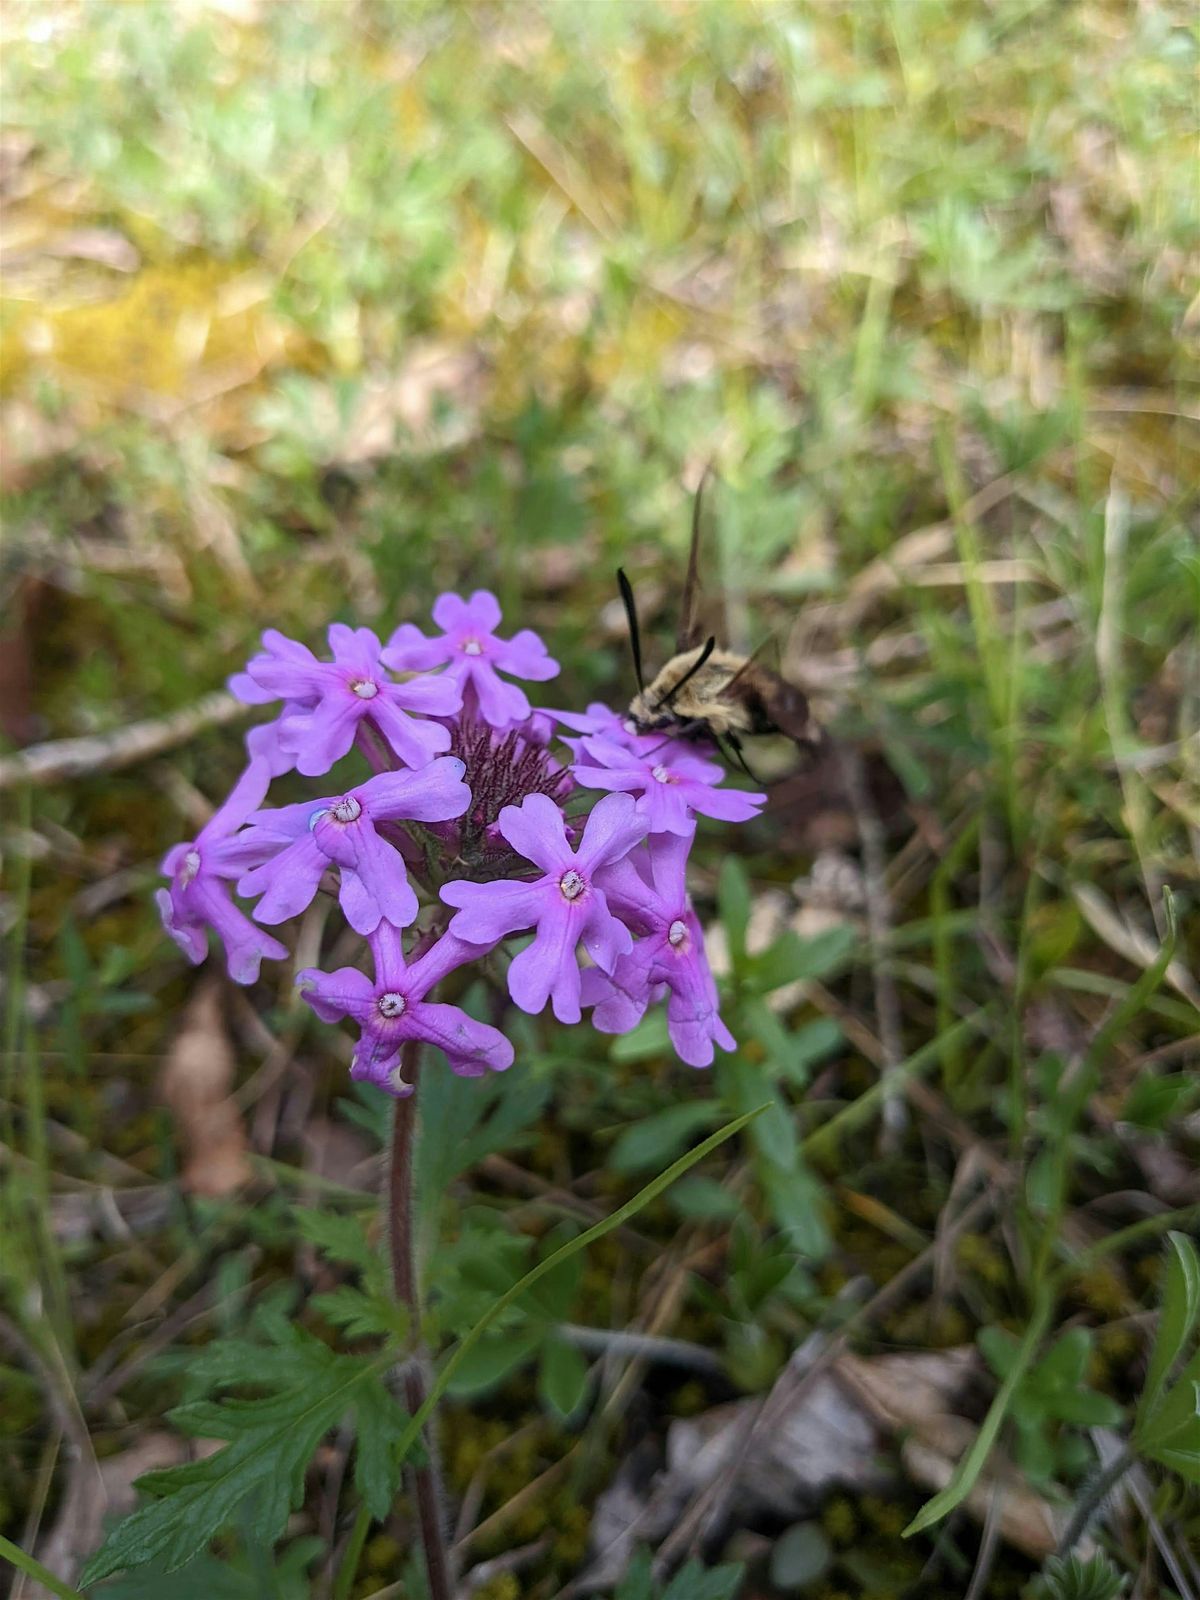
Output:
top-left (181, 848), bottom-right (201, 885)
top-left (350, 678), bottom-right (378, 699)
top-left (462, 638), bottom-right (483, 656)
top-left (559, 868), bottom-right (586, 901)
top-left (331, 795), bottom-right (362, 823)
top-left (378, 992), bottom-right (407, 1019)
top-left (668, 918), bottom-right (688, 948)
top-left (651, 764), bottom-right (673, 784)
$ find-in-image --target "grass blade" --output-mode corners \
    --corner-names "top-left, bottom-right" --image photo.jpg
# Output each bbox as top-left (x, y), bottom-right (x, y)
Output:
top-left (0, 1534), bottom-right (87, 1600)
top-left (393, 1103), bottom-right (768, 1464)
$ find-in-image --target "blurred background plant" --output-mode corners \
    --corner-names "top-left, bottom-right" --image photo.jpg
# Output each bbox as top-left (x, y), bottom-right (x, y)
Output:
top-left (1, 1), bottom-right (1197, 1597)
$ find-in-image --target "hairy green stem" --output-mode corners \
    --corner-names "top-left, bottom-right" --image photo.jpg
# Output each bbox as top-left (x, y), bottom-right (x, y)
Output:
top-left (388, 1047), bottom-right (453, 1600)
top-left (1055, 1441), bottom-right (1136, 1557)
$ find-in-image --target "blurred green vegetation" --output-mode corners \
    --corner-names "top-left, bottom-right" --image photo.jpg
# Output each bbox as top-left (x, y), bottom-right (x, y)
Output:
top-left (1, 1), bottom-right (1198, 1596)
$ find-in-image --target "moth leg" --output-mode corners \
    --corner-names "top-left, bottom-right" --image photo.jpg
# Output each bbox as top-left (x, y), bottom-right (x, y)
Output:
top-left (720, 730), bottom-right (765, 786)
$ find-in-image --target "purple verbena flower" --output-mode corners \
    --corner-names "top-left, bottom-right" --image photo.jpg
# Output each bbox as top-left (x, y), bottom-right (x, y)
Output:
top-left (383, 591), bottom-right (558, 731)
top-left (584, 829), bottom-right (735, 1067)
top-left (441, 791), bottom-right (644, 1023)
top-left (551, 700), bottom-right (642, 759)
top-left (245, 715), bottom-right (302, 777)
top-left (231, 624), bottom-right (460, 776)
top-left (156, 759), bottom-right (288, 984)
top-left (297, 922), bottom-right (512, 1092)
top-left (572, 734), bottom-right (767, 837)
top-left (237, 757), bottom-right (470, 934)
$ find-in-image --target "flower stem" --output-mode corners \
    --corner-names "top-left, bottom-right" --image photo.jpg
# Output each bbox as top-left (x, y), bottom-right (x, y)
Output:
top-left (387, 1045), bottom-right (453, 1600)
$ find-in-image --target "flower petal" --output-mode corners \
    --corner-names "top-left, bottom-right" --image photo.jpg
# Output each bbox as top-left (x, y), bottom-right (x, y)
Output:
top-left (491, 627), bottom-right (559, 682)
top-left (295, 695), bottom-right (362, 776)
top-left (507, 900), bottom-right (581, 1022)
top-left (296, 965), bottom-right (377, 1024)
top-left (238, 834), bottom-right (327, 924)
top-left (410, 999), bottom-right (513, 1077)
top-left (371, 697), bottom-right (452, 767)
top-left (467, 666), bottom-right (530, 729)
top-left (442, 878), bottom-right (547, 945)
top-left (338, 867), bottom-right (383, 936)
top-left (495, 792), bottom-right (570, 873)
top-left (575, 792), bottom-right (645, 873)
top-left (381, 623), bottom-right (449, 672)
top-left (360, 758), bottom-right (470, 823)
top-left (579, 890), bottom-right (633, 974)
top-left (387, 673), bottom-right (463, 717)
top-left (405, 930), bottom-right (489, 995)
top-left (328, 623), bottom-right (383, 675)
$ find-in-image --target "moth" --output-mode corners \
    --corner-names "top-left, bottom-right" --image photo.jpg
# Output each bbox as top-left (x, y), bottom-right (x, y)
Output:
top-left (617, 477), bottom-right (820, 772)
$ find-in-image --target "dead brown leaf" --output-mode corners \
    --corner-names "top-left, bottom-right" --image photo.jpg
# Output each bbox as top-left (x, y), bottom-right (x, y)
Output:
top-left (159, 981), bottom-right (250, 1196)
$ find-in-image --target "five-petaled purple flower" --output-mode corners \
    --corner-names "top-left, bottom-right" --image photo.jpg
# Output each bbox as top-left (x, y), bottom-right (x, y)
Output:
top-left (441, 792), bottom-right (644, 1023)
top-left (231, 623), bottom-right (460, 775)
top-left (161, 586), bottom-right (768, 1085)
top-left (585, 829), bottom-right (735, 1067)
top-left (572, 734), bottom-right (766, 836)
top-left (297, 922), bottom-right (512, 1092)
top-left (236, 758), bottom-right (470, 934)
top-left (384, 591), bottom-right (558, 730)
top-left (156, 759), bottom-right (288, 984)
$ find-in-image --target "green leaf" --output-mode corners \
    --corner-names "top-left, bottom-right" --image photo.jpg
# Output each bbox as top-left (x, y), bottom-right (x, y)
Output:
top-left (293, 1209), bottom-right (375, 1272)
top-left (1049, 1388), bottom-right (1123, 1427)
top-left (789, 1017), bottom-right (844, 1073)
top-left (770, 1520), bottom-right (832, 1588)
top-left (1036, 1552), bottom-right (1127, 1600)
top-left (660, 1560), bottom-right (745, 1600)
top-left (746, 926), bottom-right (855, 993)
top-left (311, 1285), bottom-right (407, 1342)
top-left (760, 1163), bottom-right (829, 1258)
top-left (521, 1226), bottom-right (583, 1322)
top-left (1025, 1148), bottom-right (1058, 1215)
top-left (539, 1334), bottom-right (590, 1419)
top-left (977, 1325), bottom-right (1019, 1380)
top-left (81, 1328), bottom-right (404, 1583)
top-left (667, 1175), bottom-right (740, 1221)
top-left (417, 1058), bottom-right (550, 1212)
top-left (1120, 1071), bottom-right (1198, 1131)
top-left (1037, 1326), bottom-right (1091, 1388)
top-left (717, 856), bottom-right (751, 967)
top-left (395, 1104), bottom-right (768, 1466)
top-left (1139, 1231), bottom-right (1200, 1427)
top-left (905, 1286), bottom-right (1054, 1537)
top-left (720, 1057), bottom-right (796, 1169)
top-left (611, 1010), bottom-right (672, 1062)
top-left (611, 1101), bottom-right (724, 1174)
top-left (443, 1328), bottom-right (543, 1398)
top-left (99, 1537), bottom-right (324, 1600)
top-left (614, 1548), bottom-right (654, 1600)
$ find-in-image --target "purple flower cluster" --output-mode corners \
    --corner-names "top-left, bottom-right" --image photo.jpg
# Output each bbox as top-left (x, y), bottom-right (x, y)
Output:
top-left (159, 590), bottom-right (766, 1093)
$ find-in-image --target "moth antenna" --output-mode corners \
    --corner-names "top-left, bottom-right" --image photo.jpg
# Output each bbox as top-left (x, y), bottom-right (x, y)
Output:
top-left (660, 635), bottom-right (717, 708)
top-left (676, 464), bottom-right (713, 652)
top-left (616, 568), bottom-right (645, 694)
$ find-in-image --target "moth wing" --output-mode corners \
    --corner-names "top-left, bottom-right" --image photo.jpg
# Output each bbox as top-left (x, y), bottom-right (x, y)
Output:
top-left (748, 665), bottom-right (821, 748)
